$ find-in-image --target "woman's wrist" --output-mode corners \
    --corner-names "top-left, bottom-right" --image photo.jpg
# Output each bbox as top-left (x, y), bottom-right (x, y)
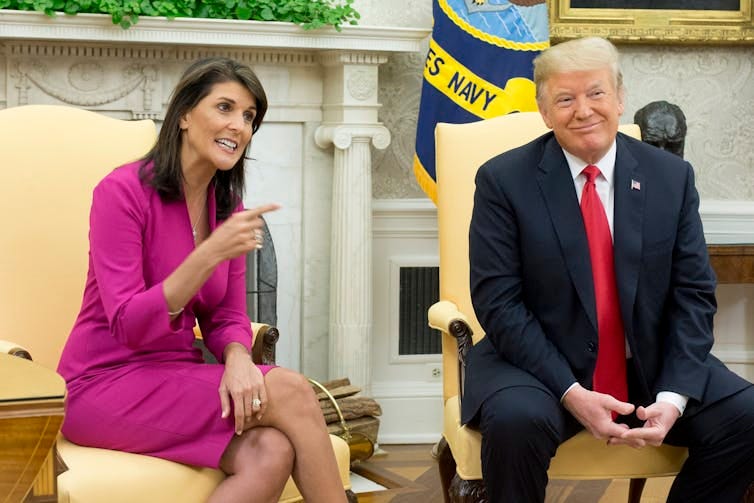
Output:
top-left (194, 237), bottom-right (226, 268)
top-left (223, 342), bottom-right (251, 362)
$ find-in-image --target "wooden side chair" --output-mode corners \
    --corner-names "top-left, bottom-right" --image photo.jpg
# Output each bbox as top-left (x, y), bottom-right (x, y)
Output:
top-left (430, 111), bottom-right (689, 503)
top-left (0, 104), bottom-right (355, 503)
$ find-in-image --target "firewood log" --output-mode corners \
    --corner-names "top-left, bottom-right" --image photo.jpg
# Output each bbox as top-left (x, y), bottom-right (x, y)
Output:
top-left (314, 384), bottom-right (362, 401)
top-left (320, 396), bottom-right (382, 423)
top-left (313, 377), bottom-right (351, 390)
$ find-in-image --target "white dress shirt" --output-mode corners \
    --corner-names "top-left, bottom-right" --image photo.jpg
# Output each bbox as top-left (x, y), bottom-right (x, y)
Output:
top-left (559, 142), bottom-right (687, 416)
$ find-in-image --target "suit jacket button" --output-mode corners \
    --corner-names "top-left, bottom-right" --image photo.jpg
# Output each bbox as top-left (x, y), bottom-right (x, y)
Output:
top-left (587, 341), bottom-right (596, 352)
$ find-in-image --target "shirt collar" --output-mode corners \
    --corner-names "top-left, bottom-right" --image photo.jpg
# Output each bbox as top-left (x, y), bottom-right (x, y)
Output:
top-left (563, 140), bottom-right (617, 186)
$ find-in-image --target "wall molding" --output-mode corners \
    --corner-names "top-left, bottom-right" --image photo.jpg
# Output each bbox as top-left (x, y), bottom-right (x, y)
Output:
top-left (371, 381), bottom-right (443, 444)
top-left (699, 200), bottom-right (754, 244)
top-left (372, 198), bottom-right (437, 239)
top-left (373, 197), bottom-right (754, 244)
top-left (714, 349), bottom-right (754, 365)
top-left (371, 381), bottom-right (443, 398)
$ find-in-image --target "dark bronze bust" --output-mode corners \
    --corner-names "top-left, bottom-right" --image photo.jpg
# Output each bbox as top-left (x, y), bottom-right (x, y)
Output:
top-left (634, 100), bottom-right (687, 158)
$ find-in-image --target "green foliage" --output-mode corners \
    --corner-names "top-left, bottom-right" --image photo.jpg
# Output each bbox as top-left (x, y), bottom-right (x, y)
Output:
top-left (2, 0), bottom-right (360, 30)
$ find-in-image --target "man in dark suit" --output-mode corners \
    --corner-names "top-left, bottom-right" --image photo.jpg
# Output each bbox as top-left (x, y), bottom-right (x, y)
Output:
top-left (463, 36), bottom-right (754, 502)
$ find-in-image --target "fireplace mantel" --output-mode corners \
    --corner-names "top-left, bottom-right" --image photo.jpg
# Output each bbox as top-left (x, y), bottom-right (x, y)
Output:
top-left (0, 10), bottom-right (431, 388)
top-left (0, 10), bottom-right (427, 52)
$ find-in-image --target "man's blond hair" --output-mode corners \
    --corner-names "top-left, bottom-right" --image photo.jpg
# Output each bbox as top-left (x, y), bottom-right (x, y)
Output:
top-left (533, 37), bottom-right (623, 104)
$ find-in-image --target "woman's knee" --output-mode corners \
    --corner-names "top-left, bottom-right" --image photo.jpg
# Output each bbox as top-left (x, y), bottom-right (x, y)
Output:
top-left (270, 369), bottom-right (320, 415)
top-left (222, 427), bottom-right (294, 475)
top-left (254, 428), bottom-right (295, 473)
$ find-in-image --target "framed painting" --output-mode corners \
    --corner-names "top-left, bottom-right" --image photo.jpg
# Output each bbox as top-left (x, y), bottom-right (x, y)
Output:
top-left (549, 0), bottom-right (754, 44)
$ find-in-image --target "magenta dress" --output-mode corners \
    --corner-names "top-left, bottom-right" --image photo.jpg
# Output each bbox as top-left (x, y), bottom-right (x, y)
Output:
top-left (58, 160), bottom-right (274, 469)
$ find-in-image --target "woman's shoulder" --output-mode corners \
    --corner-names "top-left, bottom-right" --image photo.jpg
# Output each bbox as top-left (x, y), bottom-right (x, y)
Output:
top-left (97, 160), bottom-right (151, 190)
top-left (94, 159), bottom-right (155, 205)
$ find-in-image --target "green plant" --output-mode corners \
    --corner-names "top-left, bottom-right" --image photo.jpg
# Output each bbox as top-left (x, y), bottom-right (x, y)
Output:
top-left (0, 0), bottom-right (360, 30)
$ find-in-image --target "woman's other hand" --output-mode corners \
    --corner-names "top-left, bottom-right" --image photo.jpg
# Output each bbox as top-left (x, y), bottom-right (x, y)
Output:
top-left (205, 203), bottom-right (280, 262)
top-left (219, 343), bottom-right (268, 435)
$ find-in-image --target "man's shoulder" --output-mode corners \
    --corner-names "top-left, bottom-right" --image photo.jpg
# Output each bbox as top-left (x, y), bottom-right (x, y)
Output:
top-left (617, 132), bottom-right (691, 177)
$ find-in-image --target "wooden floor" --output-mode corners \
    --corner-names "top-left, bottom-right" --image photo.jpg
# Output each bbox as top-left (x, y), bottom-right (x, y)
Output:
top-left (352, 444), bottom-right (677, 503)
top-left (352, 444), bottom-right (754, 503)
top-left (352, 444), bottom-right (446, 503)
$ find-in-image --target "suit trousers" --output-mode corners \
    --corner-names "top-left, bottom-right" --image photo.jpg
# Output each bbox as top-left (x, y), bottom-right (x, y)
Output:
top-left (477, 372), bottom-right (754, 503)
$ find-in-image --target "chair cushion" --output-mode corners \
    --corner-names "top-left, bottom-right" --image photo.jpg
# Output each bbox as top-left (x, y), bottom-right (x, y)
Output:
top-left (443, 395), bottom-right (688, 481)
top-left (57, 435), bottom-right (224, 503)
top-left (443, 396), bottom-right (483, 480)
top-left (59, 433), bottom-right (352, 503)
top-left (548, 430), bottom-right (688, 480)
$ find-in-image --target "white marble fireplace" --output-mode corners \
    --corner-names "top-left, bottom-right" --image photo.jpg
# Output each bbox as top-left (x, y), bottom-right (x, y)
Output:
top-left (0, 11), bottom-right (429, 390)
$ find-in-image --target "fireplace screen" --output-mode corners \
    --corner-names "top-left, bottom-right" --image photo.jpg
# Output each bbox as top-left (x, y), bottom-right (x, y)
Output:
top-left (246, 217), bottom-right (277, 326)
top-left (194, 218), bottom-right (277, 363)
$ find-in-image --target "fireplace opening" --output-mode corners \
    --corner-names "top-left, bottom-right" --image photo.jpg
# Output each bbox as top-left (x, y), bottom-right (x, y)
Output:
top-left (246, 217), bottom-right (277, 326)
top-left (194, 217), bottom-right (278, 362)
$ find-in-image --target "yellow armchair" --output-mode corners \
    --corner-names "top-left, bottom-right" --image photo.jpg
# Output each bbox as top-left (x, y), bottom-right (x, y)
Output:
top-left (0, 105), bottom-right (354, 503)
top-left (430, 112), bottom-right (688, 503)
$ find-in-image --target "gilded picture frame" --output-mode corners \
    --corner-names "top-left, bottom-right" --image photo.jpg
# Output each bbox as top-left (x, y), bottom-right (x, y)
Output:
top-left (549, 0), bottom-right (754, 44)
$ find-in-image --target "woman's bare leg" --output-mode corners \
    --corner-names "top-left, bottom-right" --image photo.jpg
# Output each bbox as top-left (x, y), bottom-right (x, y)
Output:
top-left (208, 426), bottom-right (294, 503)
top-left (246, 369), bottom-right (348, 503)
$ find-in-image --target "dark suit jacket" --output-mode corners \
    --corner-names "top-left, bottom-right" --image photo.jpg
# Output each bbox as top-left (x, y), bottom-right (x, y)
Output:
top-left (462, 131), bottom-right (750, 425)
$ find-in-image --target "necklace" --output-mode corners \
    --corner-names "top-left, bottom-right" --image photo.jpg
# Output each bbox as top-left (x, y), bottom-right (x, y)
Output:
top-left (190, 198), bottom-right (205, 243)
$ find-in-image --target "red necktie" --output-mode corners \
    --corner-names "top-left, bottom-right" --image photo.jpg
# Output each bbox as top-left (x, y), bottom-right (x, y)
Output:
top-left (580, 165), bottom-right (628, 406)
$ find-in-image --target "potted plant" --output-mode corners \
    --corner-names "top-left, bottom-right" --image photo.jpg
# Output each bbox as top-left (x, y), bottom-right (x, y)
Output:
top-left (0, 0), bottom-right (359, 30)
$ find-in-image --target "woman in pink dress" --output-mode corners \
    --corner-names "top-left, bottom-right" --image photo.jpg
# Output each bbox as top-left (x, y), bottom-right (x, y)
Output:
top-left (58, 57), bottom-right (347, 503)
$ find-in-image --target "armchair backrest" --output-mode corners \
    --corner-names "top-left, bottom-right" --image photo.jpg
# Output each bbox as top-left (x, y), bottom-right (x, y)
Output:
top-left (434, 111), bottom-right (640, 402)
top-left (0, 105), bottom-right (156, 370)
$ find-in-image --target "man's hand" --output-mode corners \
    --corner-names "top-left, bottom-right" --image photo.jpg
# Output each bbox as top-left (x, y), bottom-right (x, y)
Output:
top-left (609, 401), bottom-right (679, 448)
top-left (562, 384), bottom-right (635, 439)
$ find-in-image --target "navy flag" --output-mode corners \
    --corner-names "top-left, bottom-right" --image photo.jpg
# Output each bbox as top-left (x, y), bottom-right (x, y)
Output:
top-left (414, 0), bottom-right (549, 203)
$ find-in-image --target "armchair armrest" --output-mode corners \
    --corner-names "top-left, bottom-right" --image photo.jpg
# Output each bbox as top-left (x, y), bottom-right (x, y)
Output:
top-left (429, 300), bottom-right (470, 332)
top-left (192, 323), bottom-right (279, 366)
top-left (0, 339), bottom-right (33, 360)
top-left (428, 301), bottom-right (475, 404)
top-left (250, 323), bottom-right (278, 366)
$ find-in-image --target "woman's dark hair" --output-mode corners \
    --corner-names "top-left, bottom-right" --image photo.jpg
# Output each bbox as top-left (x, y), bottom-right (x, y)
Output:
top-left (140, 57), bottom-right (268, 220)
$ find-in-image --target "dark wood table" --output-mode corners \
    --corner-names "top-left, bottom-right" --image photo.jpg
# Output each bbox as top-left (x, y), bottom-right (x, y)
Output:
top-left (0, 353), bottom-right (65, 503)
top-left (708, 244), bottom-right (754, 284)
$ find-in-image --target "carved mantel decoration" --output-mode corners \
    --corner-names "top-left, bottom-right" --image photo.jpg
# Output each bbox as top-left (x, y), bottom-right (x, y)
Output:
top-left (0, 10), bottom-right (431, 389)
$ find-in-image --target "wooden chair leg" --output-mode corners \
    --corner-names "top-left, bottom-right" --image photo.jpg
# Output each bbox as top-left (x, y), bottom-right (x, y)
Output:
top-left (449, 474), bottom-right (487, 503)
top-left (435, 437), bottom-right (456, 503)
top-left (628, 477), bottom-right (647, 503)
top-left (434, 437), bottom-right (487, 503)
top-left (742, 481), bottom-right (754, 503)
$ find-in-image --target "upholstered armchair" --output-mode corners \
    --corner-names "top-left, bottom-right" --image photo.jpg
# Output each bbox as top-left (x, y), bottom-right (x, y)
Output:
top-left (0, 105), bottom-right (355, 502)
top-left (430, 112), bottom-right (689, 503)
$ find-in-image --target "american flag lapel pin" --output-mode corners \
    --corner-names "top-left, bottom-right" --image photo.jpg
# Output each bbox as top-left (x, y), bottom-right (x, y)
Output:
top-left (631, 179), bottom-right (641, 191)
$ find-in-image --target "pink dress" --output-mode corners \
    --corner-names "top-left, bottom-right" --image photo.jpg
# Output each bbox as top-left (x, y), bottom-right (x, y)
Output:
top-left (58, 161), bottom-right (274, 469)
